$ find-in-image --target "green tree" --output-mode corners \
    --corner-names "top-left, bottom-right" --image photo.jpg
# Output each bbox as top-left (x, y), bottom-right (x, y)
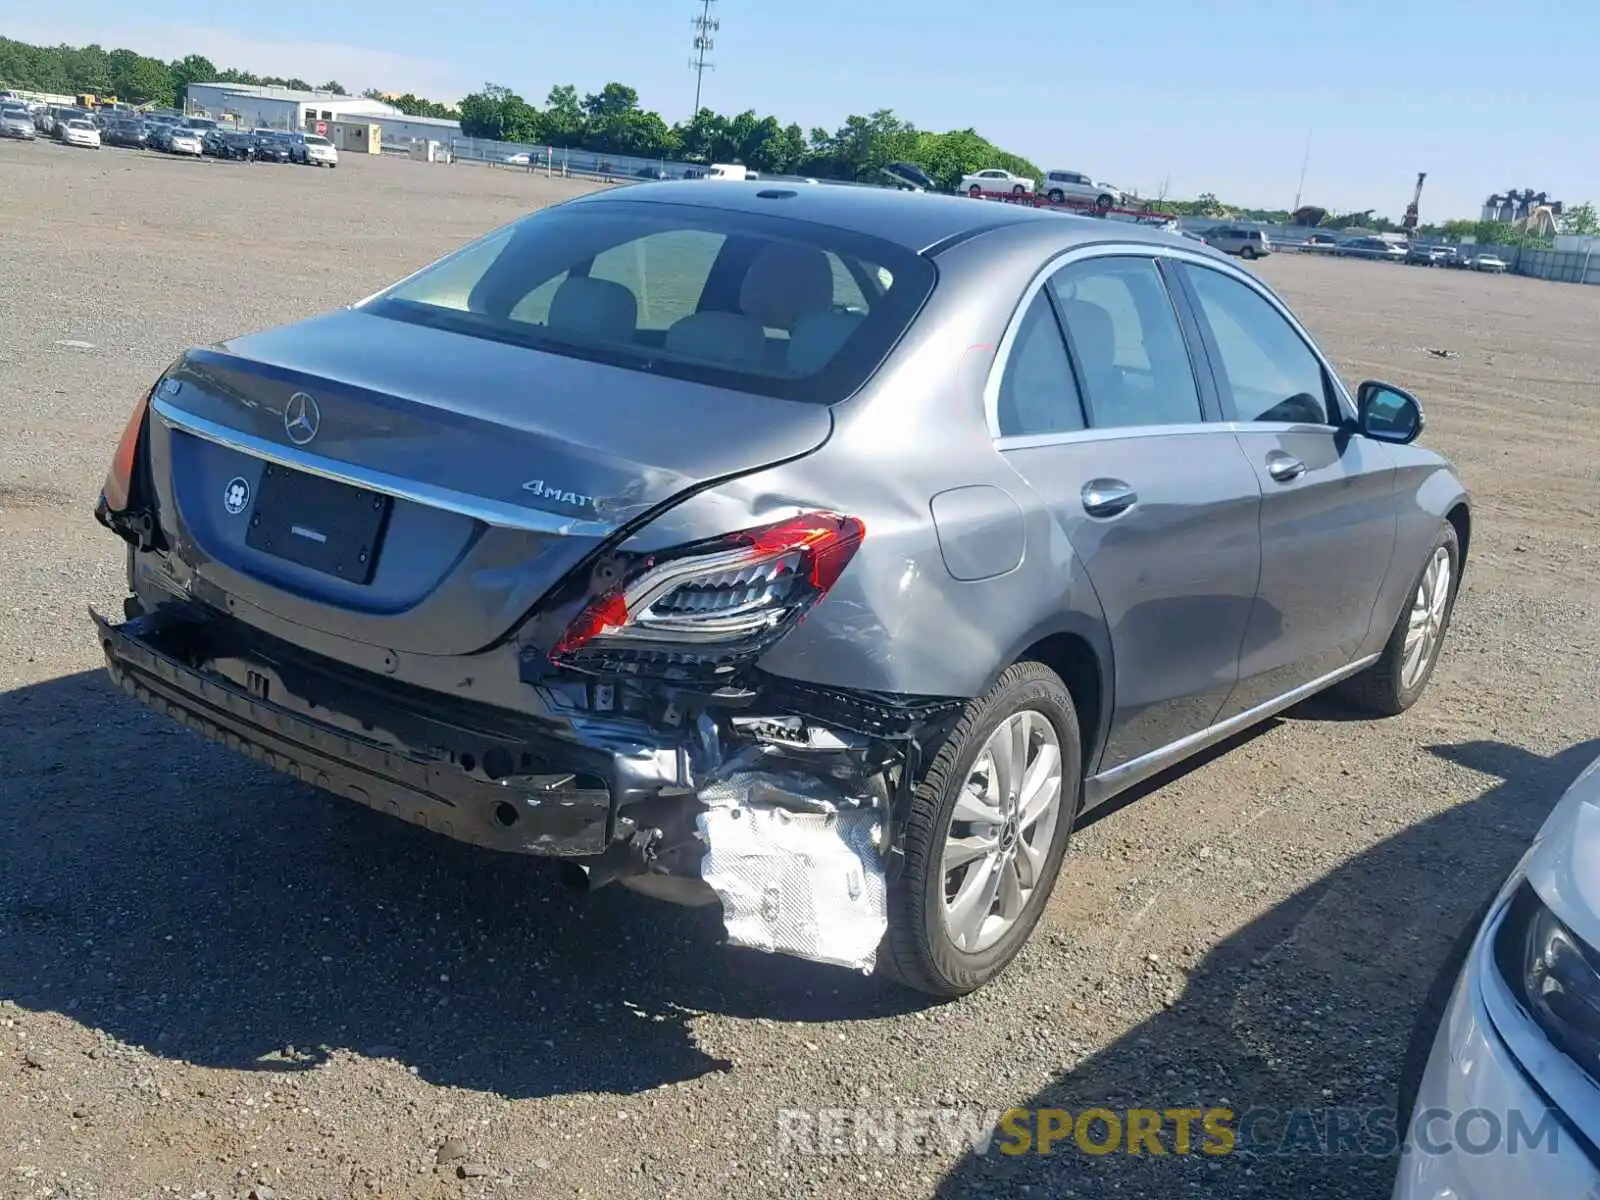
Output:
top-left (1560, 201), bottom-right (1599, 236)
top-left (108, 50), bottom-right (174, 106)
top-left (318, 80), bottom-right (347, 95)
top-left (458, 84), bottom-right (539, 142)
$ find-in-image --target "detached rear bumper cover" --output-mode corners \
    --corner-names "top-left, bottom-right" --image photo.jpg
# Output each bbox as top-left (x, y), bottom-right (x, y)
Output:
top-left (91, 607), bottom-right (614, 855)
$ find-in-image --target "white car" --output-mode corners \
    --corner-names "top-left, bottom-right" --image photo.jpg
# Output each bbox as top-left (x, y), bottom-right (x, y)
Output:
top-left (168, 131), bottom-right (203, 156)
top-left (304, 133), bottom-right (338, 167)
top-left (1471, 253), bottom-right (1509, 273)
top-left (61, 118), bottom-right (100, 149)
top-left (0, 106), bottom-right (36, 140)
top-left (960, 167), bottom-right (1034, 197)
top-left (1393, 752), bottom-right (1600, 1200)
top-left (1038, 169), bottom-right (1121, 210)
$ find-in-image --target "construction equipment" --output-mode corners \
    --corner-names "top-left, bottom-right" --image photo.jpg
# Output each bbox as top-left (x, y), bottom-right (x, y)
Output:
top-left (1402, 172), bottom-right (1426, 235)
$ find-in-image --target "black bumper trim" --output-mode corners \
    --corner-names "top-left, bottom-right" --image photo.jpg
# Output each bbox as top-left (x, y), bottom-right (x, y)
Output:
top-left (91, 608), bottom-right (613, 856)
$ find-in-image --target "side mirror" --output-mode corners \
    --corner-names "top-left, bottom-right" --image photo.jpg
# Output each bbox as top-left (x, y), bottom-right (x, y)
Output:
top-left (1357, 381), bottom-right (1424, 444)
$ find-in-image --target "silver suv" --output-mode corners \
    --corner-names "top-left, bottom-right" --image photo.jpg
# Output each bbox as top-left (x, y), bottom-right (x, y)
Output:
top-left (1203, 227), bottom-right (1273, 259)
top-left (1040, 170), bottom-right (1120, 211)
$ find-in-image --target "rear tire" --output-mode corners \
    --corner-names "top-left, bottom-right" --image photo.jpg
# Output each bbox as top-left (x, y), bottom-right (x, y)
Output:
top-left (1336, 522), bottom-right (1460, 716)
top-left (1047, 188), bottom-right (1065, 204)
top-left (878, 661), bottom-right (1082, 999)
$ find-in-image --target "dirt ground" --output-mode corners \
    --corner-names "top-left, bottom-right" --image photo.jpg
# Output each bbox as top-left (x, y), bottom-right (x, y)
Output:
top-left (1, 141), bottom-right (1597, 1200)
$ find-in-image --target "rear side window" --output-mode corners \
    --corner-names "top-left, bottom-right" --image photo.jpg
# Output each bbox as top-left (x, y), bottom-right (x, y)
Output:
top-left (995, 293), bottom-right (1086, 438)
top-left (366, 201), bottom-right (934, 404)
top-left (1048, 257), bottom-right (1203, 428)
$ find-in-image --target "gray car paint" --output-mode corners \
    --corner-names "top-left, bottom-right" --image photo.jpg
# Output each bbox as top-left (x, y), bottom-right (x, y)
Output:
top-left (131, 183), bottom-right (1469, 823)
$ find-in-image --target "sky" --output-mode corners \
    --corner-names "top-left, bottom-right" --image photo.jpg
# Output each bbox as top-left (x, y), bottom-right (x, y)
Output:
top-left (10, 0), bottom-right (1600, 219)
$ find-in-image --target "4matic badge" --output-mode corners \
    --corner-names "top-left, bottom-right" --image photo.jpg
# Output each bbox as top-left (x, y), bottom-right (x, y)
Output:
top-left (223, 477), bottom-right (250, 515)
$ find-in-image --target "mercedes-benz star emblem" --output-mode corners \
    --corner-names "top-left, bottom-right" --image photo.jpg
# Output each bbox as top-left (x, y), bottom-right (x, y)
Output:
top-left (284, 391), bottom-right (320, 446)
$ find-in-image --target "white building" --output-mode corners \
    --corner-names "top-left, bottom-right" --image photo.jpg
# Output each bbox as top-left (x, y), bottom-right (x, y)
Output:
top-left (184, 82), bottom-right (399, 130)
top-left (360, 113), bottom-right (464, 145)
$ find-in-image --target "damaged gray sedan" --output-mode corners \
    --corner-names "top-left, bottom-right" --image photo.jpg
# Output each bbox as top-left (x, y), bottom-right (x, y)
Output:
top-left (91, 182), bottom-right (1470, 997)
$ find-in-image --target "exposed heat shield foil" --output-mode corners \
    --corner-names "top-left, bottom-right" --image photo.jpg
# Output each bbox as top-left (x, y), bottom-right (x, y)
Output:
top-left (697, 768), bottom-right (887, 973)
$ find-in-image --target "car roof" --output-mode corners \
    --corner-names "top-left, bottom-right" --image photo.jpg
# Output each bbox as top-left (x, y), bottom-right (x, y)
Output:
top-left (563, 180), bottom-right (1188, 256)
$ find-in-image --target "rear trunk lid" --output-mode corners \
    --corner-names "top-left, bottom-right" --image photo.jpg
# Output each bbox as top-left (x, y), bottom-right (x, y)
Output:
top-left (147, 307), bottom-right (832, 655)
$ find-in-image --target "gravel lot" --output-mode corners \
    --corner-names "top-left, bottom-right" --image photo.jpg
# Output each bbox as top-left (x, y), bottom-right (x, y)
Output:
top-left (3, 140), bottom-right (1597, 1200)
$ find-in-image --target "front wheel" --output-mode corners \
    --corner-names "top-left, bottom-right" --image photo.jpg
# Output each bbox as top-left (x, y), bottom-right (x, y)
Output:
top-left (968, 184), bottom-right (982, 197)
top-left (1095, 194), bottom-right (1114, 212)
top-left (1335, 522), bottom-right (1460, 716)
top-left (878, 661), bottom-right (1082, 998)
top-left (1011, 183), bottom-right (1027, 196)
top-left (1240, 245), bottom-right (1258, 260)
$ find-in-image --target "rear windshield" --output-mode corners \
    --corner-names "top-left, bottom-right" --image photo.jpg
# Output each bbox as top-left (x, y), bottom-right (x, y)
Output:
top-left (364, 200), bottom-right (936, 404)
top-left (306, 135), bottom-right (331, 145)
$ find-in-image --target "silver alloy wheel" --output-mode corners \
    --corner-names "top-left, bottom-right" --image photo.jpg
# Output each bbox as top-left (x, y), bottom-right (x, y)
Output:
top-left (941, 709), bottom-right (1064, 953)
top-left (1402, 545), bottom-right (1452, 690)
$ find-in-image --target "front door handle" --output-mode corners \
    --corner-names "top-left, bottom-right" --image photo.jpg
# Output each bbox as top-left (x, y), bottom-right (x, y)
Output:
top-left (1266, 451), bottom-right (1306, 483)
top-left (1082, 478), bottom-right (1138, 518)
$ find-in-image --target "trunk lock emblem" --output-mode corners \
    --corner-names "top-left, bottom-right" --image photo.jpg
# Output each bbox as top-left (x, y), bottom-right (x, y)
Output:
top-left (284, 392), bottom-right (320, 445)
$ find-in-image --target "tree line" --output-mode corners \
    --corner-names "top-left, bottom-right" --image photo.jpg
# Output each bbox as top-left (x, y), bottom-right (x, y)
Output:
top-left (0, 37), bottom-right (345, 109)
top-left (0, 36), bottom-right (1043, 190)
top-left (11, 35), bottom-right (1592, 226)
top-left (442, 81), bottom-right (1042, 190)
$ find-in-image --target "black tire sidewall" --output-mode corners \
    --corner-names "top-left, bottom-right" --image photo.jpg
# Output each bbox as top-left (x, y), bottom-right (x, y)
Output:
top-left (911, 666), bottom-right (1082, 991)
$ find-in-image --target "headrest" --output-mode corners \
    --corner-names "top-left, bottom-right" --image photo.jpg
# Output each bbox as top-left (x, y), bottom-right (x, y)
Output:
top-left (739, 242), bottom-right (835, 331)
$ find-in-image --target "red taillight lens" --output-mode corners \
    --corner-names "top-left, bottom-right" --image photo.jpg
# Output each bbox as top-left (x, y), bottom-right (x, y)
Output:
top-left (101, 389), bottom-right (151, 513)
top-left (551, 511), bottom-right (866, 660)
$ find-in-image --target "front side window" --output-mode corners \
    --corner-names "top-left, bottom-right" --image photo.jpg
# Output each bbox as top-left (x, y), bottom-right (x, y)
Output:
top-left (1048, 257), bottom-right (1203, 428)
top-left (1180, 264), bottom-right (1333, 425)
top-left (364, 200), bottom-right (934, 404)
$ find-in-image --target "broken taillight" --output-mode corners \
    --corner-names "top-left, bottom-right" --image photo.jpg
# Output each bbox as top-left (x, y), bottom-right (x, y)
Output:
top-left (550, 511), bottom-right (866, 661)
top-left (100, 387), bottom-right (152, 514)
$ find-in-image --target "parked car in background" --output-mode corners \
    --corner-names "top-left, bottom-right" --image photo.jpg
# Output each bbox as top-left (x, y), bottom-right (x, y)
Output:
top-left (1393, 753), bottom-right (1600, 1200)
top-left (1038, 169), bottom-right (1120, 210)
top-left (91, 184), bottom-right (1470, 999)
top-left (252, 131), bottom-right (293, 163)
top-left (180, 116), bottom-right (219, 143)
top-left (166, 128), bottom-right (203, 157)
top-left (961, 167), bottom-right (1034, 196)
top-left (1203, 227), bottom-right (1273, 259)
top-left (1338, 236), bottom-right (1407, 261)
top-left (1470, 253), bottom-right (1509, 273)
top-left (103, 118), bottom-right (149, 148)
top-left (0, 105), bottom-right (36, 139)
top-left (880, 161), bottom-right (936, 192)
top-left (271, 130), bottom-right (311, 163)
top-left (1301, 233), bottom-right (1340, 252)
top-left (302, 133), bottom-right (338, 167)
top-left (59, 118), bottom-right (101, 149)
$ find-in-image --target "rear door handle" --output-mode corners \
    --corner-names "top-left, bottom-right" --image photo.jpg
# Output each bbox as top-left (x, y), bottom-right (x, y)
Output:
top-left (1082, 478), bottom-right (1138, 517)
top-left (1266, 451), bottom-right (1306, 483)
